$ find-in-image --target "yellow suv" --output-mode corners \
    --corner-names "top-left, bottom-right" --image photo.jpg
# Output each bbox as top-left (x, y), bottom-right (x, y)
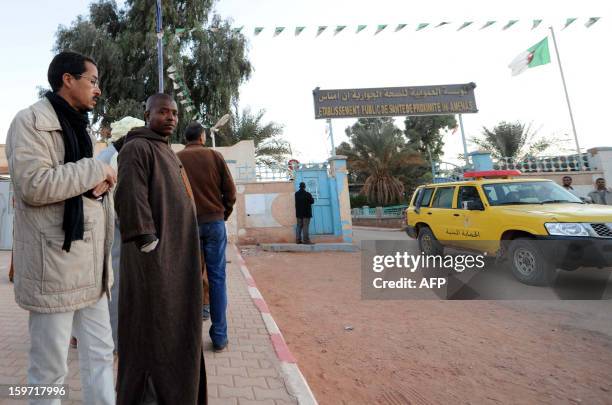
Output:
top-left (405, 171), bottom-right (612, 285)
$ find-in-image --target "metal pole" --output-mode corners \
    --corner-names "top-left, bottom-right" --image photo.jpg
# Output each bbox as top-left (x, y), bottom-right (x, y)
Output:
top-left (327, 118), bottom-right (335, 157)
top-left (156, 0), bottom-right (164, 93)
top-left (211, 130), bottom-right (216, 148)
top-left (549, 26), bottom-right (582, 170)
top-left (427, 145), bottom-right (436, 181)
top-left (458, 114), bottom-right (470, 168)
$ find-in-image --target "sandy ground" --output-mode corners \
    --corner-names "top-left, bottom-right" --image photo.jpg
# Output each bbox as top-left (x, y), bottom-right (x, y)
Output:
top-left (242, 247), bottom-right (612, 405)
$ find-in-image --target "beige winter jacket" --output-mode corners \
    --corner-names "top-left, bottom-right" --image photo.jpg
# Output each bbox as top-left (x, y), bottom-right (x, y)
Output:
top-left (6, 98), bottom-right (114, 313)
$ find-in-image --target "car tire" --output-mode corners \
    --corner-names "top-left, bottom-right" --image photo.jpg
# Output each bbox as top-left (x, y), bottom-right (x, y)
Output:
top-left (508, 238), bottom-right (557, 286)
top-left (417, 226), bottom-right (444, 256)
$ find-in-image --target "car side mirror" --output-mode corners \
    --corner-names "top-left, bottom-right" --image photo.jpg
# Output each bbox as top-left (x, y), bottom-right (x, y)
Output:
top-left (464, 200), bottom-right (484, 210)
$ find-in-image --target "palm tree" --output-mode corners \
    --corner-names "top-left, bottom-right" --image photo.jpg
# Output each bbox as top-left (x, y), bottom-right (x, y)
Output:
top-left (471, 121), bottom-right (552, 159)
top-left (217, 106), bottom-right (291, 165)
top-left (338, 118), bottom-right (423, 206)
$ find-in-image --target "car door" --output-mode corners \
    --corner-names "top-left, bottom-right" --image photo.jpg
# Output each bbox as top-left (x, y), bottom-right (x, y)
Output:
top-left (455, 185), bottom-right (495, 252)
top-left (427, 186), bottom-right (459, 245)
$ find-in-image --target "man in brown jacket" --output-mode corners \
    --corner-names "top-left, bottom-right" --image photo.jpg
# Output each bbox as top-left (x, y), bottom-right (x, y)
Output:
top-left (177, 122), bottom-right (236, 352)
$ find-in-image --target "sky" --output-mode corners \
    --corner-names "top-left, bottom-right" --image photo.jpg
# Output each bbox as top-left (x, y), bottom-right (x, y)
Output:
top-left (1, 0), bottom-right (611, 164)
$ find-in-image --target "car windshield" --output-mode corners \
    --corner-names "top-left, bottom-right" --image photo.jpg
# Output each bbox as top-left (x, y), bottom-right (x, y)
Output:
top-left (482, 181), bottom-right (583, 206)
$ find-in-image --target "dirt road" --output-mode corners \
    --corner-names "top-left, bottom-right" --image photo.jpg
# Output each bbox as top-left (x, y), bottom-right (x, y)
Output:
top-left (242, 245), bottom-right (612, 405)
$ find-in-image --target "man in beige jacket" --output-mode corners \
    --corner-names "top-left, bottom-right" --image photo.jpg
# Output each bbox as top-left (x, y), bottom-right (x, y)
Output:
top-left (6, 51), bottom-right (117, 405)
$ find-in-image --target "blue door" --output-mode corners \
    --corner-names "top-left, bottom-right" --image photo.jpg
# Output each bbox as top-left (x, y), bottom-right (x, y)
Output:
top-left (295, 167), bottom-right (333, 235)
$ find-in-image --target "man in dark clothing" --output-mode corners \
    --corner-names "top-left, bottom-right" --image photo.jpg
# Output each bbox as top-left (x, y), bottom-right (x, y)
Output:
top-left (114, 94), bottom-right (207, 404)
top-left (295, 182), bottom-right (315, 244)
top-left (561, 176), bottom-right (574, 191)
top-left (177, 122), bottom-right (236, 352)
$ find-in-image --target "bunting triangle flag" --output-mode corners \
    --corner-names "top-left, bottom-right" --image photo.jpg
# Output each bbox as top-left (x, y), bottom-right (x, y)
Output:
top-left (416, 23), bottom-right (429, 31)
top-left (232, 26), bottom-right (243, 34)
top-left (563, 18), bottom-right (577, 29)
top-left (532, 19), bottom-right (543, 30)
top-left (274, 27), bottom-right (285, 36)
top-left (395, 24), bottom-right (407, 32)
top-left (508, 37), bottom-right (550, 76)
top-left (254, 27), bottom-right (264, 35)
top-left (334, 25), bottom-right (346, 35)
top-left (481, 21), bottom-right (496, 30)
top-left (457, 21), bottom-right (473, 31)
top-left (356, 25), bottom-right (367, 33)
top-left (295, 26), bottom-right (305, 36)
top-left (585, 17), bottom-right (601, 28)
top-left (503, 20), bottom-right (519, 30)
top-left (316, 26), bottom-right (327, 36)
top-left (435, 22), bottom-right (450, 28)
top-left (375, 24), bottom-right (387, 35)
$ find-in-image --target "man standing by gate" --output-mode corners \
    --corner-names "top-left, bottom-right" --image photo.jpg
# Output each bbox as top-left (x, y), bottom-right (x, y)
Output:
top-left (295, 182), bottom-right (315, 244)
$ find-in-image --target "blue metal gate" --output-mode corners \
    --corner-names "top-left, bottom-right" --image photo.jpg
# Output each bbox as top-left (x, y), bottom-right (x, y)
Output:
top-left (294, 164), bottom-right (333, 235)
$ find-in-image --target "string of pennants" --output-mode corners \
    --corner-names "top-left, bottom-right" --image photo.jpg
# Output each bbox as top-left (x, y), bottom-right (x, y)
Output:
top-left (163, 17), bottom-right (600, 117)
top-left (164, 33), bottom-right (204, 122)
top-left (166, 60), bottom-right (199, 121)
top-left (190, 17), bottom-right (601, 37)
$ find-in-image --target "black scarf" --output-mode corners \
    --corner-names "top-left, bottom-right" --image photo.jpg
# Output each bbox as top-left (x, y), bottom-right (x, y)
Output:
top-left (45, 92), bottom-right (93, 252)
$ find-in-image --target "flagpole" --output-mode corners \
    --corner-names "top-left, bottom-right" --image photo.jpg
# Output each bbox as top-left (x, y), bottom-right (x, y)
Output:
top-left (549, 26), bottom-right (583, 170)
top-left (458, 114), bottom-right (470, 168)
top-left (326, 118), bottom-right (335, 156)
top-left (156, 0), bottom-right (164, 93)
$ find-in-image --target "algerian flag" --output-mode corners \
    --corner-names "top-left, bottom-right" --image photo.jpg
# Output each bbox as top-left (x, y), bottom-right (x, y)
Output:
top-left (508, 37), bottom-right (551, 76)
top-left (356, 25), bottom-right (367, 33)
top-left (395, 24), bottom-right (407, 32)
top-left (334, 25), bottom-right (346, 35)
top-left (254, 27), bottom-right (264, 36)
top-left (416, 23), bottom-right (429, 31)
top-left (274, 27), bottom-right (285, 37)
top-left (316, 26), bottom-right (327, 37)
top-left (295, 26), bottom-right (306, 36)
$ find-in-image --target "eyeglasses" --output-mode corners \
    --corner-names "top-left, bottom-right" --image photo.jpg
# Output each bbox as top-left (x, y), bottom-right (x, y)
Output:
top-left (74, 74), bottom-right (99, 88)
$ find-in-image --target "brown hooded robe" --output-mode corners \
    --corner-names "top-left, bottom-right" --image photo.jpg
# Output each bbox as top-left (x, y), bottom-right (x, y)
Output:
top-left (114, 127), bottom-right (206, 404)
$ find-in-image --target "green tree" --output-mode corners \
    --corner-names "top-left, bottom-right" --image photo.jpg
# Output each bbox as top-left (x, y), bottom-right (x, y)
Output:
top-left (216, 106), bottom-right (290, 166)
top-left (471, 121), bottom-right (552, 159)
top-left (338, 118), bottom-right (422, 206)
top-left (53, 0), bottom-right (252, 141)
top-left (401, 115), bottom-right (457, 195)
top-left (404, 115), bottom-right (457, 161)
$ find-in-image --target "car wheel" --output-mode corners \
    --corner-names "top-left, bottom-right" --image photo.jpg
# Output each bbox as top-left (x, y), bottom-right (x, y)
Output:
top-left (508, 238), bottom-right (556, 286)
top-left (417, 227), bottom-right (444, 256)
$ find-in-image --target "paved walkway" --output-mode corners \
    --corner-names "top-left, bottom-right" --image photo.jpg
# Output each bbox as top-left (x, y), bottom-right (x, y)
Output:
top-left (0, 246), bottom-right (314, 404)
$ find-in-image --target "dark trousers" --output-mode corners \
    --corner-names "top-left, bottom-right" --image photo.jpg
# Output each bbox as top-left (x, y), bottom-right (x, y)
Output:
top-left (296, 217), bottom-right (311, 243)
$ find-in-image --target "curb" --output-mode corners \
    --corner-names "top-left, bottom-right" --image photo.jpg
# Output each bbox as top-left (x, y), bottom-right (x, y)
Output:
top-left (232, 245), bottom-right (318, 405)
top-left (352, 226), bottom-right (405, 232)
top-left (260, 243), bottom-right (359, 253)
